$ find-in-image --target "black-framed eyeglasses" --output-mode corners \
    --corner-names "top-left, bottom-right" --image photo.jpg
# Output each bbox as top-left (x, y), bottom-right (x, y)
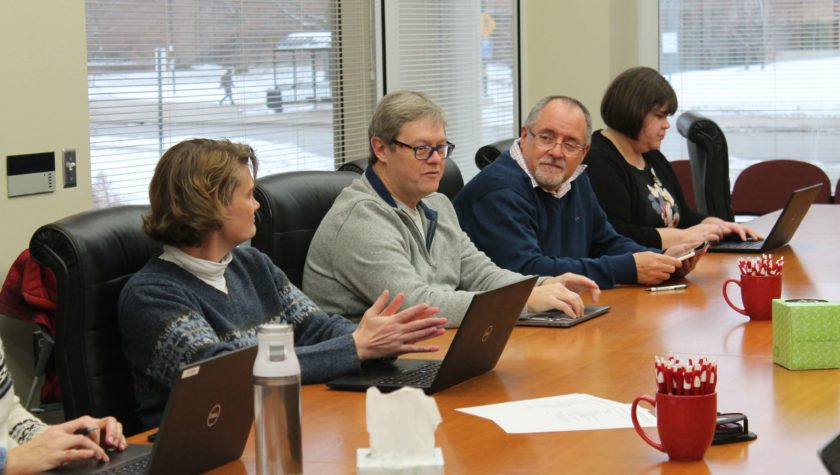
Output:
top-left (527, 129), bottom-right (587, 157)
top-left (392, 139), bottom-right (455, 160)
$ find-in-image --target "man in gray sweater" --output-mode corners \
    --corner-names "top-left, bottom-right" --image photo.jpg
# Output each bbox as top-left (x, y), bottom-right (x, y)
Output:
top-left (303, 91), bottom-right (599, 327)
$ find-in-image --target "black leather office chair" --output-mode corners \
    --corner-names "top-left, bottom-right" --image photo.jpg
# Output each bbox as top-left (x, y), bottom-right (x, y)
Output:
top-left (474, 137), bottom-right (516, 170)
top-left (29, 205), bottom-right (160, 436)
top-left (338, 158), bottom-right (465, 200)
top-left (252, 171), bottom-right (359, 288)
top-left (676, 111), bottom-right (734, 221)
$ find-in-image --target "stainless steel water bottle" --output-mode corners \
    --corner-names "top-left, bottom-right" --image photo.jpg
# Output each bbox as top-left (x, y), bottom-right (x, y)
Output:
top-left (254, 323), bottom-right (302, 474)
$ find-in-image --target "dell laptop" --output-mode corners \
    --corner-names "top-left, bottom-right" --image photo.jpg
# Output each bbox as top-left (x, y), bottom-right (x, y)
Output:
top-left (518, 305), bottom-right (611, 328)
top-left (708, 183), bottom-right (822, 253)
top-left (51, 345), bottom-right (257, 474)
top-left (327, 275), bottom-right (539, 394)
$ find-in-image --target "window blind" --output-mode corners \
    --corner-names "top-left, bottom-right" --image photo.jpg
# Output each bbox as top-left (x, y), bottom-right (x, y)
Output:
top-left (86, 0), bottom-right (377, 206)
top-left (659, 0), bottom-right (840, 186)
top-left (380, 0), bottom-right (518, 180)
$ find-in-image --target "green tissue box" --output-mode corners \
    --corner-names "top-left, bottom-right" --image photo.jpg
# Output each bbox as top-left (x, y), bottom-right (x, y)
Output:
top-left (773, 299), bottom-right (840, 370)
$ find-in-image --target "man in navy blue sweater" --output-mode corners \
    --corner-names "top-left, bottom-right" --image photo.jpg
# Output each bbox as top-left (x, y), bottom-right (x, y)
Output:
top-left (453, 96), bottom-right (700, 288)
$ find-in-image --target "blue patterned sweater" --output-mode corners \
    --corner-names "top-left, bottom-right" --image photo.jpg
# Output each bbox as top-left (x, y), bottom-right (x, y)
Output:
top-left (118, 246), bottom-right (360, 430)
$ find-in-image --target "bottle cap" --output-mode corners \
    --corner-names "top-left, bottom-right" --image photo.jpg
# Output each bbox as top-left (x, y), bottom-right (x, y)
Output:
top-left (258, 323), bottom-right (292, 335)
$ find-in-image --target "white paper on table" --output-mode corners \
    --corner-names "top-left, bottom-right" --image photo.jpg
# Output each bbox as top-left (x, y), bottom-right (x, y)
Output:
top-left (456, 393), bottom-right (657, 434)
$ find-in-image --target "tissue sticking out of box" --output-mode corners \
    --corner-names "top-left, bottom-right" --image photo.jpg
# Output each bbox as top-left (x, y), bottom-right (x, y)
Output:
top-left (366, 386), bottom-right (441, 459)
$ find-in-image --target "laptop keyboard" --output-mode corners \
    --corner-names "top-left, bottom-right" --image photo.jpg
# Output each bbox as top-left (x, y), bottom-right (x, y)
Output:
top-left (98, 454), bottom-right (150, 475)
top-left (375, 361), bottom-right (442, 387)
top-left (719, 239), bottom-right (763, 249)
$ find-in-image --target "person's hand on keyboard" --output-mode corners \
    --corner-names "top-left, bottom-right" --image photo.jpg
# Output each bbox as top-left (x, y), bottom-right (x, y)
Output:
top-left (5, 415), bottom-right (127, 473)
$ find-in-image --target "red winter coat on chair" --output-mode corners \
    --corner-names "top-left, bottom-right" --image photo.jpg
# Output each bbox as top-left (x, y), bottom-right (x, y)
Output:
top-left (0, 249), bottom-right (61, 402)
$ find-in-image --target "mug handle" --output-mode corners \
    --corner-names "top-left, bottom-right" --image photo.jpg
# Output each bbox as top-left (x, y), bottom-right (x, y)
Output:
top-left (631, 395), bottom-right (664, 453)
top-left (722, 278), bottom-right (747, 316)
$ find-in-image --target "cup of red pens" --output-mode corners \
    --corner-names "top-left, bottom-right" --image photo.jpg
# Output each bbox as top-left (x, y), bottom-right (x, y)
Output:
top-left (723, 254), bottom-right (783, 321)
top-left (631, 355), bottom-right (718, 461)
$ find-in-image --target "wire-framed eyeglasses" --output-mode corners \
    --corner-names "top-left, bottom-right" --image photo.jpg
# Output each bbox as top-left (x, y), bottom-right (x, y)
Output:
top-left (392, 139), bottom-right (455, 160)
top-left (528, 129), bottom-right (587, 157)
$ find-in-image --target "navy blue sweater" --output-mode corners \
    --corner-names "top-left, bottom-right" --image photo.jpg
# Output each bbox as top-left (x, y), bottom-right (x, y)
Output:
top-left (453, 153), bottom-right (654, 288)
top-left (118, 246), bottom-right (359, 429)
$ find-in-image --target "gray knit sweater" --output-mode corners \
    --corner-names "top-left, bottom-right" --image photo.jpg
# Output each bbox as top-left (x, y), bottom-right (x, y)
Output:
top-left (303, 167), bottom-right (524, 327)
top-left (118, 246), bottom-right (360, 430)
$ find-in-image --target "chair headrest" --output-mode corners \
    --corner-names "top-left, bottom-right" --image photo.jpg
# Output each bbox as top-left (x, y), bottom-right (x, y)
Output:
top-left (475, 137), bottom-right (516, 170)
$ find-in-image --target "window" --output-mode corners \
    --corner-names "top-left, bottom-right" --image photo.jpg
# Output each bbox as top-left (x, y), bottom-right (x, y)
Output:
top-left (86, 0), bottom-right (377, 206)
top-left (380, 0), bottom-right (518, 180)
top-left (87, 0), bottom-right (518, 205)
top-left (659, 0), bottom-right (840, 186)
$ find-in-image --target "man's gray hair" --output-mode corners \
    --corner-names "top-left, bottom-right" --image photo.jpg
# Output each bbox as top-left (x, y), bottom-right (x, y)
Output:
top-left (368, 90), bottom-right (446, 165)
top-left (523, 95), bottom-right (592, 144)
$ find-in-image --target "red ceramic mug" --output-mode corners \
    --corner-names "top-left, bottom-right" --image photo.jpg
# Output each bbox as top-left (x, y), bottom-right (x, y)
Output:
top-left (631, 392), bottom-right (717, 462)
top-left (722, 274), bottom-right (782, 321)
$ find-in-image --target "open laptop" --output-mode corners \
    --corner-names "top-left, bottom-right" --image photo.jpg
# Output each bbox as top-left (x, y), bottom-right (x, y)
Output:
top-left (327, 275), bottom-right (539, 394)
top-left (708, 183), bottom-right (822, 253)
top-left (51, 345), bottom-right (257, 474)
top-left (517, 305), bottom-right (611, 328)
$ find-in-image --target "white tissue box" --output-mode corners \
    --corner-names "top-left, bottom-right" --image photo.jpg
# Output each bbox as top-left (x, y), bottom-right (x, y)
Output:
top-left (356, 448), bottom-right (444, 475)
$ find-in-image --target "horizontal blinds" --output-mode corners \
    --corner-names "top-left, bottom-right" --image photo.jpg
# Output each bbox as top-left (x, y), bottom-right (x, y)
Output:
top-left (86, 0), bottom-right (376, 206)
top-left (659, 0), bottom-right (840, 186)
top-left (382, 0), bottom-right (518, 180)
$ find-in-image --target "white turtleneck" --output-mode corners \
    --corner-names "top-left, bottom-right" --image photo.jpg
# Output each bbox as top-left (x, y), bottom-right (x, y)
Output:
top-left (158, 245), bottom-right (233, 294)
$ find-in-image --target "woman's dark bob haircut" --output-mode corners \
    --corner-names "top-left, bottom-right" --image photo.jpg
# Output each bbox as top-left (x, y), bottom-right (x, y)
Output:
top-left (600, 66), bottom-right (677, 139)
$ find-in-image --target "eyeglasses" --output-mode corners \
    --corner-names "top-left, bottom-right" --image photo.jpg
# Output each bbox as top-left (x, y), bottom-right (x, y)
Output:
top-left (392, 139), bottom-right (456, 160)
top-left (528, 129), bottom-right (587, 157)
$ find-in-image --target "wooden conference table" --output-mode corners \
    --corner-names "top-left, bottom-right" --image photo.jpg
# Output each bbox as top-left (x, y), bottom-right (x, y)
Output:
top-left (131, 205), bottom-right (840, 474)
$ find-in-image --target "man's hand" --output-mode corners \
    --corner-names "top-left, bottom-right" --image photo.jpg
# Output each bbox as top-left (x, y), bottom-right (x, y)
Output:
top-left (540, 273), bottom-right (601, 303)
top-left (664, 242), bottom-right (704, 277)
top-left (352, 290), bottom-right (447, 361)
top-left (526, 282), bottom-right (584, 317)
top-left (633, 251), bottom-right (680, 285)
top-left (5, 416), bottom-right (126, 474)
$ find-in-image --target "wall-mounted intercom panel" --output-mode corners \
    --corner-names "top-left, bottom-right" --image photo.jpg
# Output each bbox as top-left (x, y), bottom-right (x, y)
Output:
top-left (7, 152), bottom-right (56, 197)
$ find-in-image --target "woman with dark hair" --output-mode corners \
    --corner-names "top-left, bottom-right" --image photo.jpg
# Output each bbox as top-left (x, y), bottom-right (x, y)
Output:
top-left (586, 66), bottom-right (758, 249)
top-left (118, 138), bottom-right (446, 430)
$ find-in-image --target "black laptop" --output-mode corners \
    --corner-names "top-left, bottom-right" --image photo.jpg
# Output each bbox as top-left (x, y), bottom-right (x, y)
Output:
top-left (327, 275), bottom-right (539, 394)
top-left (50, 346), bottom-right (257, 474)
top-left (518, 305), bottom-right (611, 328)
top-left (708, 183), bottom-right (822, 253)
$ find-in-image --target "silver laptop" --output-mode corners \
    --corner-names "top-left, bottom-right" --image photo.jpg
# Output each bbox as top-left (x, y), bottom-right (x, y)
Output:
top-left (518, 305), bottom-right (611, 328)
top-left (327, 276), bottom-right (539, 394)
top-left (708, 183), bottom-right (822, 253)
top-left (50, 346), bottom-right (257, 474)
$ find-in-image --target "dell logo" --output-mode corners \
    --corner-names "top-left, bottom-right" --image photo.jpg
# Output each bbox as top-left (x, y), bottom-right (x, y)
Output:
top-left (481, 325), bottom-right (494, 342)
top-left (207, 404), bottom-right (222, 427)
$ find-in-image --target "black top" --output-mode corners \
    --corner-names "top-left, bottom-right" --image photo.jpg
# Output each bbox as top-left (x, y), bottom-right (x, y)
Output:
top-left (586, 130), bottom-right (707, 248)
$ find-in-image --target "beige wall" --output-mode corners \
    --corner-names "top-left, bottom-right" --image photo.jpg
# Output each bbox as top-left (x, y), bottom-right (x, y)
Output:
top-left (520, 0), bottom-right (658, 130)
top-left (0, 2), bottom-right (92, 400)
